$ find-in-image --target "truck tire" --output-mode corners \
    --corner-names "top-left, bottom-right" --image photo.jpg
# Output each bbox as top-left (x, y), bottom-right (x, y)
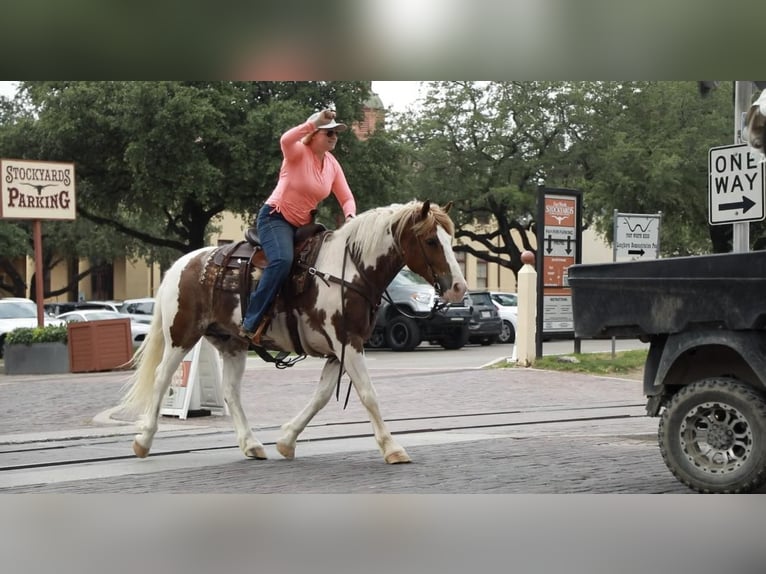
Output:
top-left (440, 326), bottom-right (469, 350)
top-left (365, 329), bottom-right (385, 349)
top-left (498, 320), bottom-right (516, 344)
top-left (385, 316), bottom-right (421, 351)
top-left (658, 378), bottom-right (766, 493)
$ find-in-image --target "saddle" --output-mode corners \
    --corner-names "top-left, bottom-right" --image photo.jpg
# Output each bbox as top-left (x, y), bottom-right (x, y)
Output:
top-left (207, 222), bottom-right (330, 321)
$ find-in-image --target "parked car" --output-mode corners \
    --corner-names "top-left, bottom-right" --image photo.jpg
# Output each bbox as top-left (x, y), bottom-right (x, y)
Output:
top-left (119, 298), bottom-right (155, 324)
top-left (76, 300), bottom-right (123, 313)
top-left (459, 290), bottom-right (503, 345)
top-left (489, 291), bottom-right (518, 344)
top-left (366, 268), bottom-right (471, 351)
top-left (43, 301), bottom-right (80, 316)
top-left (0, 297), bottom-right (65, 357)
top-left (55, 309), bottom-right (150, 349)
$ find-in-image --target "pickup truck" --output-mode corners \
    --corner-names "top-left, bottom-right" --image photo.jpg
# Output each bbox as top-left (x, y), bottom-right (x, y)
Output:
top-left (568, 250), bottom-right (766, 493)
top-left (365, 268), bottom-right (471, 351)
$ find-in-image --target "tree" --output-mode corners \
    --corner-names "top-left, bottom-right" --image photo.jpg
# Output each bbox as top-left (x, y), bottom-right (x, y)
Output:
top-left (395, 81), bottom-right (737, 280)
top-left (17, 81), bottom-right (401, 253)
top-left (0, 81), bottom-right (410, 297)
top-left (569, 81), bottom-right (733, 254)
top-left (394, 81), bottom-right (590, 277)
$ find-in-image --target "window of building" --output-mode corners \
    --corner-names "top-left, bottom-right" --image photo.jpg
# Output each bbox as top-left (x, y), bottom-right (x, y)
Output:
top-left (476, 258), bottom-right (488, 289)
top-left (455, 250), bottom-right (466, 279)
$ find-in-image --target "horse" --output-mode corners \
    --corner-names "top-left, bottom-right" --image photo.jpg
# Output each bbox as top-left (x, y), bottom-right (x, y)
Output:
top-left (745, 89), bottom-right (766, 158)
top-left (119, 200), bottom-right (468, 464)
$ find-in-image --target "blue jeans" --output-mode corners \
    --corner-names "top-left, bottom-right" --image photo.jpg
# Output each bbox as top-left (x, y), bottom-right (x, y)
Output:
top-left (241, 204), bottom-right (296, 332)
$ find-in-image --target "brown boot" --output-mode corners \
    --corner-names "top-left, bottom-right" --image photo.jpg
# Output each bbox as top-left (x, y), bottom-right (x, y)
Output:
top-left (239, 316), bottom-right (270, 346)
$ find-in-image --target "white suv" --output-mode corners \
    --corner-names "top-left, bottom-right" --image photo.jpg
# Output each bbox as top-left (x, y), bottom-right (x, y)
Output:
top-left (0, 298), bottom-right (65, 357)
top-left (489, 291), bottom-right (518, 344)
top-left (120, 297), bottom-right (155, 325)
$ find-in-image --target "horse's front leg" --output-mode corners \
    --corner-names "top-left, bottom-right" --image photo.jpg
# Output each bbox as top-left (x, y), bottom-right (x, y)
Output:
top-left (276, 357), bottom-right (342, 460)
top-left (343, 349), bottom-right (411, 464)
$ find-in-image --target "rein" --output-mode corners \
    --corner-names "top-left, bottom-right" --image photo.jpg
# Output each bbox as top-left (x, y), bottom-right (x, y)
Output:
top-left (301, 222), bottom-right (448, 409)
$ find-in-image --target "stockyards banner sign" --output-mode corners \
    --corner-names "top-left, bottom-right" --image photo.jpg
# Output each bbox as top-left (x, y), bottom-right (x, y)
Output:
top-left (0, 159), bottom-right (76, 220)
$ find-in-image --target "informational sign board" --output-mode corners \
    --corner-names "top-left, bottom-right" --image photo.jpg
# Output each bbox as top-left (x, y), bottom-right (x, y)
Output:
top-left (0, 159), bottom-right (76, 220)
top-left (613, 212), bottom-right (661, 261)
top-left (708, 143), bottom-right (765, 225)
top-left (536, 187), bottom-right (582, 336)
top-left (161, 338), bottom-right (228, 419)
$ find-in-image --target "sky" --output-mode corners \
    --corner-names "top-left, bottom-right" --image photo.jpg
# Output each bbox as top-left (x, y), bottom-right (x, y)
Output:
top-left (370, 81), bottom-right (423, 112)
top-left (0, 81), bottom-right (423, 113)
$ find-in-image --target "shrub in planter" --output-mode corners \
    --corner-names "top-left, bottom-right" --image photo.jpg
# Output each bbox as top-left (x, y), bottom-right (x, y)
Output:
top-left (4, 324), bottom-right (70, 375)
top-left (5, 324), bottom-right (68, 345)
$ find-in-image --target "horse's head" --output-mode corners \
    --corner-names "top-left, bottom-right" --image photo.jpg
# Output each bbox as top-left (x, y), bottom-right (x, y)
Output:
top-left (395, 200), bottom-right (468, 303)
top-left (745, 90), bottom-right (766, 155)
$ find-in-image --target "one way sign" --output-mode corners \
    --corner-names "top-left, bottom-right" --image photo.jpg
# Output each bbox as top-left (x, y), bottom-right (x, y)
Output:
top-left (708, 143), bottom-right (765, 225)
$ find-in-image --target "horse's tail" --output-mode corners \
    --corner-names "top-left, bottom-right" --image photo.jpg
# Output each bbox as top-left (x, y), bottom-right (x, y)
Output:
top-left (119, 294), bottom-right (166, 417)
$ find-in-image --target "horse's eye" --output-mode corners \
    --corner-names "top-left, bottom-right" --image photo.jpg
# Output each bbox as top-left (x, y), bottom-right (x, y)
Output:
top-left (425, 238), bottom-right (439, 247)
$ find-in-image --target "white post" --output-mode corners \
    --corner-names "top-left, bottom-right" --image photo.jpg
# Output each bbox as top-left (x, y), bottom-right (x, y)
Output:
top-left (733, 80), bottom-right (753, 253)
top-left (515, 251), bottom-right (537, 367)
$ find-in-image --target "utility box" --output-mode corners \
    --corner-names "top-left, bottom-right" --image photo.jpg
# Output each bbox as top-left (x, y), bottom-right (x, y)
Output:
top-left (67, 318), bottom-right (133, 373)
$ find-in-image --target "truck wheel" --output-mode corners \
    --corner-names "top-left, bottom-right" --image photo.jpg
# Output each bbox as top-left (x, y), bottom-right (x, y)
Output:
top-left (658, 378), bottom-right (766, 493)
top-left (385, 316), bottom-right (420, 351)
top-left (498, 320), bottom-right (516, 344)
top-left (440, 326), bottom-right (469, 350)
top-left (365, 329), bottom-right (385, 349)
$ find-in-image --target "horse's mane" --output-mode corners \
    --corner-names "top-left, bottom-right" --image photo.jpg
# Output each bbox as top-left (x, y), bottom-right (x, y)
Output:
top-left (341, 200), bottom-right (454, 258)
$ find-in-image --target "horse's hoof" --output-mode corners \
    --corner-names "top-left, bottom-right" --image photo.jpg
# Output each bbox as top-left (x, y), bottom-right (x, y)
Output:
top-left (276, 441), bottom-right (295, 460)
top-left (245, 445), bottom-right (268, 459)
top-left (385, 450), bottom-right (411, 464)
top-left (133, 440), bottom-right (150, 458)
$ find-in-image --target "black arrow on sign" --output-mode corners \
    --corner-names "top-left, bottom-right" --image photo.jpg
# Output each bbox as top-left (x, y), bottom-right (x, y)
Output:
top-left (720, 196), bottom-right (756, 213)
top-left (566, 236), bottom-right (572, 254)
top-left (628, 249), bottom-right (645, 256)
top-left (546, 234), bottom-right (553, 254)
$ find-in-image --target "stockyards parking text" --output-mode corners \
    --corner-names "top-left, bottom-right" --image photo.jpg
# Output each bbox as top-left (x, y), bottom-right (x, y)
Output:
top-left (0, 159), bottom-right (76, 220)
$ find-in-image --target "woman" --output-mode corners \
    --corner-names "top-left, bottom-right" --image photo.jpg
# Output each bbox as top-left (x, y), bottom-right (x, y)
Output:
top-left (239, 109), bottom-right (357, 344)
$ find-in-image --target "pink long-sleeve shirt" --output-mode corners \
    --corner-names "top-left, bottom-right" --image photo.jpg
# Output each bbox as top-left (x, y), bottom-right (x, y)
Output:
top-left (265, 120), bottom-right (356, 227)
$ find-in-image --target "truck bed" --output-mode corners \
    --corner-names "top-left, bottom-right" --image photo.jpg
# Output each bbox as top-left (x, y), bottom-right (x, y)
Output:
top-left (567, 250), bottom-right (766, 339)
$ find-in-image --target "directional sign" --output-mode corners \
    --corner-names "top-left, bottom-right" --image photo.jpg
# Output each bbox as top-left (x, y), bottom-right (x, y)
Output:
top-left (708, 143), bottom-right (765, 225)
top-left (614, 212), bottom-right (661, 260)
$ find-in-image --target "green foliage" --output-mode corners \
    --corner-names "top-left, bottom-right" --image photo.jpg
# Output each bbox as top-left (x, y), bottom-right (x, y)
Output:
top-left (5, 324), bottom-right (68, 345)
top-left (532, 350), bottom-right (648, 377)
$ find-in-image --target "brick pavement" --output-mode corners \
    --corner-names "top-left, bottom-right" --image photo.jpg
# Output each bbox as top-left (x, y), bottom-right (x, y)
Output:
top-left (0, 355), bottom-right (694, 493)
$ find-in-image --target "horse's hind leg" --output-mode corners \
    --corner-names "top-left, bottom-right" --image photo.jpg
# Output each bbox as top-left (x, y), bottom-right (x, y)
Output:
top-left (133, 345), bottom-right (188, 458)
top-left (276, 357), bottom-right (342, 460)
top-left (221, 351), bottom-right (267, 459)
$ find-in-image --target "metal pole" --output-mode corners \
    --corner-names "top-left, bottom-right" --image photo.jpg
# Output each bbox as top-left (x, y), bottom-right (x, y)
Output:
top-left (33, 219), bottom-right (44, 327)
top-left (733, 81), bottom-right (753, 253)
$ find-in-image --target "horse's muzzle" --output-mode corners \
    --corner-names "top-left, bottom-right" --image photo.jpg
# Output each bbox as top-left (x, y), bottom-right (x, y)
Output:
top-left (438, 278), bottom-right (467, 303)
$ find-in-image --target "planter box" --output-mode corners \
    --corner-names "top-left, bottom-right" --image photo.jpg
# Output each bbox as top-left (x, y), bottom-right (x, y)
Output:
top-left (4, 342), bottom-right (70, 375)
top-left (68, 318), bottom-right (133, 373)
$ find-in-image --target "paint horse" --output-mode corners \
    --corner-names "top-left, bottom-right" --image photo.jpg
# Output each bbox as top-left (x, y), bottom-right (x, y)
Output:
top-left (119, 200), bottom-right (467, 464)
top-left (746, 89), bottom-right (766, 158)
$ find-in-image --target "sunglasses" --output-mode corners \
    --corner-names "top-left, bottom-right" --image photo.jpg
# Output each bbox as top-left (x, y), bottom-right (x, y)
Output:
top-left (324, 130), bottom-right (339, 138)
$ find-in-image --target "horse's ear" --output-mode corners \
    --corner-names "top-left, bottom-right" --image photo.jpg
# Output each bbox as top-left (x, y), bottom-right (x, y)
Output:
top-left (443, 201), bottom-right (453, 213)
top-left (420, 200), bottom-right (432, 219)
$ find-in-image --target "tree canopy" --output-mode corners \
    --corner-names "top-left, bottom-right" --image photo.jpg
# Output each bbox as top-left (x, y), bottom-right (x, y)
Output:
top-left (0, 80), bottom-right (748, 297)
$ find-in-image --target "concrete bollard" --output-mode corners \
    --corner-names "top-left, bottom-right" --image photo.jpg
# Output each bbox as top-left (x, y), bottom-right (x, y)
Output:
top-left (515, 251), bottom-right (537, 367)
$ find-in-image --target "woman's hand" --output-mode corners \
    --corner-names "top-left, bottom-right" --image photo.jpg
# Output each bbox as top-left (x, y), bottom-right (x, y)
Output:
top-left (309, 109), bottom-right (336, 128)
